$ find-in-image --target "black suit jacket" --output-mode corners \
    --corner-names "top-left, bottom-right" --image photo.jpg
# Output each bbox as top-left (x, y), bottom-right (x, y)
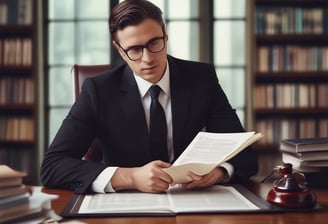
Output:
top-left (41, 56), bottom-right (258, 193)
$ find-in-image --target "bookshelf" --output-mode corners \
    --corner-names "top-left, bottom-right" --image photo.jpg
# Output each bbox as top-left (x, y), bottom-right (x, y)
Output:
top-left (249, 0), bottom-right (328, 175)
top-left (0, 0), bottom-right (37, 184)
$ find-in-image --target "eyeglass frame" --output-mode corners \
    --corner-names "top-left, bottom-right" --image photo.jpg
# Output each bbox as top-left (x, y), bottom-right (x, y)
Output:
top-left (115, 34), bottom-right (166, 61)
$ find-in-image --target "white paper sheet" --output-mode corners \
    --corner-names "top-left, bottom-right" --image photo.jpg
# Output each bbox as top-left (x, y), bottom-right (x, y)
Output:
top-left (78, 185), bottom-right (260, 214)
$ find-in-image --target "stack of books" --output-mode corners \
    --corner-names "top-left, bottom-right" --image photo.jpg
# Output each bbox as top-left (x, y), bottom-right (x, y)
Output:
top-left (280, 137), bottom-right (328, 187)
top-left (0, 165), bottom-right (61, 223)
top-left (0, 164), bottom-right (30, 222)
top-left (280, 137), bottom-right (328, 172)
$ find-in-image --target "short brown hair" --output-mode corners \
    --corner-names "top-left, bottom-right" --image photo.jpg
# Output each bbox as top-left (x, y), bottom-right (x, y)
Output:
top-left (109, 0), bottom-right (165, 41)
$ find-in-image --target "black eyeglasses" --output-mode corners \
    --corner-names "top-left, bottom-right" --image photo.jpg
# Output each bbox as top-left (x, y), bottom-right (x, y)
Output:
top-left (116, 35), bottom-right (166, 61)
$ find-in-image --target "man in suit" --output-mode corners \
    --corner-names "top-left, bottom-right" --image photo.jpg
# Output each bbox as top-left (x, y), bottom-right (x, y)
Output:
top-left (41, 0), bottom-right (258, 194)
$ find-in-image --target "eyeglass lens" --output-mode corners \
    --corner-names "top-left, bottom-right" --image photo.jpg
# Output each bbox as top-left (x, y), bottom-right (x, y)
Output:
top-left (126, 37), bottom-right (165, 61)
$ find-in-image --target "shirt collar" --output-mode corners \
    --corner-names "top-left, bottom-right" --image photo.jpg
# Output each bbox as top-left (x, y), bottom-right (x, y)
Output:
top-left (134, 62), bottom-right (170, 98)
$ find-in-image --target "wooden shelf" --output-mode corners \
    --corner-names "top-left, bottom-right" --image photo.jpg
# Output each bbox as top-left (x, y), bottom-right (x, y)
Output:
top-left (0, 140), bottom-right (35, 147)
top-left (257, 34), bottom-right (328, 45)
top-left (0, 25), bottom-right (33, 36)
top-left (255, 71), bottom-right (328, 83)
top-left (0, 104), bottom-right (34, 111)
top-left (0, 66), bottom-right (33, 75)
top-left (255, 108), bottom-right (328, 118)
top-left (253, 143), bottom-right (280, 152)
top-left (256, 0), bottom-right (328, 7)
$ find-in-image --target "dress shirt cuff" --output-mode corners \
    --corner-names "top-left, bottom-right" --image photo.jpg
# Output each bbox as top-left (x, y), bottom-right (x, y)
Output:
top-left (91, 167), bottom-right (118, 193)
top-left (219, 162), bottom-right (234, 183)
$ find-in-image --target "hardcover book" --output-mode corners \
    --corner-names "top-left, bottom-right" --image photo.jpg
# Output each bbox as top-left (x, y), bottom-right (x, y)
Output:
top-left (280, 137), bottom-right (328, 153)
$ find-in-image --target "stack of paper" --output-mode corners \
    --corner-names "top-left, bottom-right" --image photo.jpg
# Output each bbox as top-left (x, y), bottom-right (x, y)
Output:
top-left (163, 131), bottom-right (263, 184)
top-left (280, 137), bottom-right (328, 173)
top-left (0, 165), bottom-right (61, 223)
top-left (62, 185), bottom-right (274, 217)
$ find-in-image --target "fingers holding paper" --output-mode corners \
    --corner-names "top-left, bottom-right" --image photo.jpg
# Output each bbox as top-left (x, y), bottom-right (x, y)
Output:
top-left (111, 160), bottom-right (173, 193)
top-left (134, 160), bottom-right (173, 193)
top-left (179, 167), bottom-right (228, 189)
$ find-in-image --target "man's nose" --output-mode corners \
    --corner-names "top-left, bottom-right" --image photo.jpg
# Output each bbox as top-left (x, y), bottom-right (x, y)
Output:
top-left (141, 48), bottom-right (154, 62)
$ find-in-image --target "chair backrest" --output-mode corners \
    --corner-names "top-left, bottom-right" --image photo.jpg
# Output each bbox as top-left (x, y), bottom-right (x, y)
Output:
top-left (71, 64), bottom-right (110, 162)
top-left (71, 64), bottom-right (110, 98)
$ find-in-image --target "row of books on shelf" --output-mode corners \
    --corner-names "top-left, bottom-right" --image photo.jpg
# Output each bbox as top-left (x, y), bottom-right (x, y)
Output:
top-left (280, 137), bottom-right (328, 175)
top-left (0, 77), bottom-right (34, 104)
top-left (0, 38), bottom-right (33, 67)
top-left (0, 117), bottom-right (35, 141)
top-left (257, 46), bottom-right (328, 72)
top-left (0, 0), bottom-right (33, 25)
top-left (256, 7), bottom-right (328, 34)
top-left (254, 83), bottom-right (328, 109)
top-left (0, 164), bottom-right (61, 223)
top-left (256, 118), bottom-right (328, 147)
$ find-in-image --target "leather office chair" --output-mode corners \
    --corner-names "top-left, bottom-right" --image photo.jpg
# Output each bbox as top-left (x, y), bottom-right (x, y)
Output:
top-left (71, 64), bottom-right (110, 162)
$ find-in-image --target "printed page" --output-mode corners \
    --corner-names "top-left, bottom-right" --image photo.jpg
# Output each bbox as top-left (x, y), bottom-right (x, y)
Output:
top-left (78, 191), bottom-right (172, 214)
top-left (163, 132), bottom-right (263, 183)
top-left (76, 185), bottom-right (260, 215)
top-left (168, 185), bottom-right (260, 212)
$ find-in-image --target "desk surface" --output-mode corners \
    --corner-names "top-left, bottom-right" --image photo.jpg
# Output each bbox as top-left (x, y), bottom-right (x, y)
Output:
top-left (42, 182), bottom-right (328, 224)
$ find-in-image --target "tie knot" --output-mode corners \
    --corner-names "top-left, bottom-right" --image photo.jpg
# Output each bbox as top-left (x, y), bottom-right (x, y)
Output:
top-left (148, 85), bottom-right (161, 100)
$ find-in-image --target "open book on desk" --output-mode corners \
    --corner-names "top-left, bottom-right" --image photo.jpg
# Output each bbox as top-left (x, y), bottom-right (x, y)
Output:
top-left (61, 185), bottom-right (276, 217)
top-left (163, 131), bottom-right (263, 184)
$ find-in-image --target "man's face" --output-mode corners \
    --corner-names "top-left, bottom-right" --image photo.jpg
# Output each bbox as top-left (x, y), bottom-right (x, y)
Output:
top-left (114, 19), bottom-right (168, 84)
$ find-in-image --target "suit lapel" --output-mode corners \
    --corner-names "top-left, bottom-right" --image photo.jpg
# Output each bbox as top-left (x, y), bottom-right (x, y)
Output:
top-left (119, 66), bottom-right (150, 152)
top-left (168, 57), bottom-right (190, 158)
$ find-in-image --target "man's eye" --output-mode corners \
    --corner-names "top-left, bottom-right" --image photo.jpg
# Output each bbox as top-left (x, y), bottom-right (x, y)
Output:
top-left (129, 47), bottom-right (142, 54)
top-left (149, 39), bottom-right (161, 47)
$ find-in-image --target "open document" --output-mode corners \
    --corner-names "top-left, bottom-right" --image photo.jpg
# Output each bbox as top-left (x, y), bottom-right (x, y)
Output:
top-left (163, 131), bottom-right (263, 183)
top-left (61, 185), bottom-right (276, 217)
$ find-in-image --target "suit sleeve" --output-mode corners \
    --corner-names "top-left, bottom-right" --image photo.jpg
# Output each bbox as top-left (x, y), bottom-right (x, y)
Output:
top-left (40, 78), bottom-right (107, 193)
top-left (205, 66), bottom-right (258, 184)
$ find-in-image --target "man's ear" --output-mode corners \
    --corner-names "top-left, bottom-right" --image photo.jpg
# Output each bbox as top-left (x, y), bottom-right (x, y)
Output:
top-left (162, 25), bottom-right (168, 41)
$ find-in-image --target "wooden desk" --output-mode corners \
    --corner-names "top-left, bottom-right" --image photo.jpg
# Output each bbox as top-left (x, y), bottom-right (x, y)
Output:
top-left (42, 182), bottom-right (328, 224)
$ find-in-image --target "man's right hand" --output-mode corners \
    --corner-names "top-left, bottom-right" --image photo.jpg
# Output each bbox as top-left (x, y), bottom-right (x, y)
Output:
top-left (111, 160), bottom-right (173, 193)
